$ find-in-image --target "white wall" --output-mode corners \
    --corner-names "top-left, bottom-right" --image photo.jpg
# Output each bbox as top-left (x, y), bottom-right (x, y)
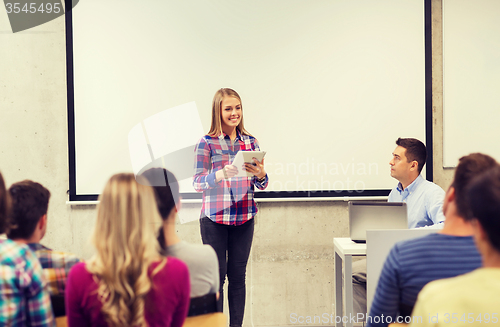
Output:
top-left (0, 1), bottom-right (454, 325)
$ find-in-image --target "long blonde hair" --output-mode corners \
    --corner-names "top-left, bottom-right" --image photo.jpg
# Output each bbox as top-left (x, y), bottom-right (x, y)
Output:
top-left (207, 88), bottom-right (252, 137)
top-left (87, 173), bottom-right (165, 327)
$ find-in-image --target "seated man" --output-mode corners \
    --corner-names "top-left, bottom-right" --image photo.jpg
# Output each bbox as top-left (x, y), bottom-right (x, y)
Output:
top-left (7, 180), bottom-right (80, 298)
top-left (353, 138), bottom-right (446, 316)
top-left (410, 165), bottom-right (500, 326)
top-left (0, 171), bottom-right (55, 326)
top-left (366, 153), bottom-right (497, 326)
top-left (388, 137), bottom-right (445, 228)
top-left (141, 168), bottom-right (220, 301)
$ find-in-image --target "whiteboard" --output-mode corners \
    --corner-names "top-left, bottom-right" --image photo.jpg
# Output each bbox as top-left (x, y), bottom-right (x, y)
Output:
top-left (443, 0), bottom-right (500, 167)
top-left (67, 0), bottom-right (428, 200)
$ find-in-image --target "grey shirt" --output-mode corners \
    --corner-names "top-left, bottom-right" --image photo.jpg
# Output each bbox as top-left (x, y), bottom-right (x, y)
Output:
top-left (164, 241), bottom-right (219, 298)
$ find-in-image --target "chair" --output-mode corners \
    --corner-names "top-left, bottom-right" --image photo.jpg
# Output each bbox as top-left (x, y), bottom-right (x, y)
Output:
top-left (183, 313), bottom-right (226, 327)
top-left (187, 293), bottom-right (218, 317)
top-left (366, 229), bottom-right (436, 313)
top-left (50, 295), bottom-right (66, 317)
top-left (398, 302), bottom-right (414, 320)
top-left (55, 316), bottom-right (68, 327)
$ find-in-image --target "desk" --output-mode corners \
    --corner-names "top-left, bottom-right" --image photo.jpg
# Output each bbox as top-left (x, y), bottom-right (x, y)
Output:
top-left (334, 238), bottom-right (366, 327)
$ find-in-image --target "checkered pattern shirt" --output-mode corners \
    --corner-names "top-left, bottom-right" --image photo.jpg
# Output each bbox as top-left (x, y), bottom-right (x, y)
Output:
top-left (27, 243), bottom-right (81, 296)
top-left (0, 239), bottom-right (55, 327)
top-left (193, 131), bottom-right (269, 225)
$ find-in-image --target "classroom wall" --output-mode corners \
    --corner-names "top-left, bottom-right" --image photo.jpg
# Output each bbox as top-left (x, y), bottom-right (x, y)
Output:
top-left (0, 1), bottom-right (454, 326)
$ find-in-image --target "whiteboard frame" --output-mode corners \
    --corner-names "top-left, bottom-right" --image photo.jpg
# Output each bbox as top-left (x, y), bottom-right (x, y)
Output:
top-left (65, 0), bottom-right (434, 202)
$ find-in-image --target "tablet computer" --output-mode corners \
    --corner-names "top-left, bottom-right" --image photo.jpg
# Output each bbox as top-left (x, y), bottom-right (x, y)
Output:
top-left (231, 150), bottom-right (266, 178)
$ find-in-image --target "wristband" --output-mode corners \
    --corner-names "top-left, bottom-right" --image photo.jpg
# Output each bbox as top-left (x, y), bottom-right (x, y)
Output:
top-left (223, 167), bottom-right (228, 179)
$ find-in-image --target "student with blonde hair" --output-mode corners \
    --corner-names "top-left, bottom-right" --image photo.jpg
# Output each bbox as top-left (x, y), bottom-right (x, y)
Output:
top-left (65, 173), bottom-right (190, 327)
top-left (194, 88), bottom-right (269, 327)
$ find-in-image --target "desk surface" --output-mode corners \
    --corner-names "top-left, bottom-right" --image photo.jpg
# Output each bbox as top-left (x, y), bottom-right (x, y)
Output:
top-left (333, 237), bottom-right (367, 257)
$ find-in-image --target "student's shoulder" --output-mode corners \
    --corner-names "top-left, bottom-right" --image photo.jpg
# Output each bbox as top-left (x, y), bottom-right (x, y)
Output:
top-left (199, 134), bottom-right (220, 144)
top-left (241, 133), bottom-right (255, 140)
top-left (240, 133), bottom-right (258, 145)
top-left (68, 262), bottom-right (90, 279)
top-left (420, 178), bottom-right (445, 194)
top-left (418, 271), bottom-right (472, 302)
top-left (48, 249), bottom-right (81, 264)
top-left (191, 243), bottom-right (218, 264)
top-left (31, 244), bottom-right (81, 268)
top-left (197, 135), bottom-right (222, 151)
top-left (0, 238), bottom-right (34, 265)
top-left (393, 233), bottom-right (441, 254)
top-left (164, 256), bottom-right (189, 273)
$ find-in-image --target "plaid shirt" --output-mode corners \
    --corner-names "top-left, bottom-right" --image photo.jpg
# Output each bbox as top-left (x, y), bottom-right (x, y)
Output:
top-left (193, 131), bottom-right (269, 225)
top-left (0, 239), bottom-right (55, 327)
top-left (27, 243), bottom-right (81, 296)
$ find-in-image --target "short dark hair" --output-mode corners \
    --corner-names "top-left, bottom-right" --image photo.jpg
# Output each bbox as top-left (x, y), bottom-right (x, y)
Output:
top-left (7, 180), bottom-right (51, 240)
top-left (0, 171), bottom-right (11, 235)
top-left (467, 166), bottom-right (500, 253)
top-left (452, 153), bottom-right (498, 220)
top-left (396, 138), bottom-right (427, 173)
top-left (140, 168), bottom-right (180, 250)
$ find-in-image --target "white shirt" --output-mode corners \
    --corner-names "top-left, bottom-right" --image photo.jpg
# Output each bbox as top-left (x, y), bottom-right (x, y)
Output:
top-left (388, 175), bottom-right (446, 229)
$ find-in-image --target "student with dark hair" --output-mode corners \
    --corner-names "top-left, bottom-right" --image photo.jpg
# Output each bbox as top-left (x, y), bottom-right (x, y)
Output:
top-left (389, 137), bottom-right (445, 228)
top-left (0, 172), bottom-right (55, 326)
top-left (410, 164), bottom-right (500, 326)
top-left (353, 138), bottom-right (447, 318)
top-left (0, 171), bottom-right (10, 235)
top-left (367, 153), bottom-right (497, 327)
top-left (8, 180), bottom-right (80, 298)
top-left (141, 168), bottom-right (219, 299)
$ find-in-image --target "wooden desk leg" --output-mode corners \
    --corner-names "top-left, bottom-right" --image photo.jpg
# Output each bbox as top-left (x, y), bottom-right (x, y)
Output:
top-left (335, 251), bottom-right (343, 327)
top-left (344, 255), bottom-right (354, 327)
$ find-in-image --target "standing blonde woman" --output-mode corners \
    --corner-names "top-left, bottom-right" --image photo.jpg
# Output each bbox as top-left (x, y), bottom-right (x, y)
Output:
top-left (193, 88), bottom-right (269, 327)
top-left (65, 173), bottom-right (190, 327)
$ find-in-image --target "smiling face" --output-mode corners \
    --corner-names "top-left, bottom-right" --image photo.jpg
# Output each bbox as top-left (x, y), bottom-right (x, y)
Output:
top-left (220, 96), bottom-right (242, 131)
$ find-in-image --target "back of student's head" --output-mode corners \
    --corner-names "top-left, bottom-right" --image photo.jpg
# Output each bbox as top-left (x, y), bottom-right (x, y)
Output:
top-left (7, 180), bottom-right (50, 240)
top-left (467, 166), bottom-right (500, 253)
top-left (89, 173), bottom-right (163, 327)
top-left (140, 168), bottom-right (180, 219)
top-left (140, 168), bottom-right (180, 250)
top-left (0, 171), bottom-right (11, 235)
top-left (452, 153), bottom-right (498, 220)
top-left (396, 138), bottom-right (427, 173)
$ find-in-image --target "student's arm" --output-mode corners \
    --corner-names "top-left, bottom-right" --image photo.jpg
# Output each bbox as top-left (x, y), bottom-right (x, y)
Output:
top-left (40, 250), bottom-right (81, 296)
top-left (193, 138), bottom-right (221, 191)
top-left (24, 251), bottom-right (56, 327)
top-left (366, 246), bottom-right (402, 327)
top-left (426, 186), bottom-right (446, 226)
top-left (171, 260), bottom-right (191, 327)
top-left (65, 263), bottom-right (91, 327)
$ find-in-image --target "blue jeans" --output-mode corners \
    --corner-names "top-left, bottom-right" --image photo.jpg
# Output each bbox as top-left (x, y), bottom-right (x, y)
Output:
top-left (200, 217), bottom-right (254, 327)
